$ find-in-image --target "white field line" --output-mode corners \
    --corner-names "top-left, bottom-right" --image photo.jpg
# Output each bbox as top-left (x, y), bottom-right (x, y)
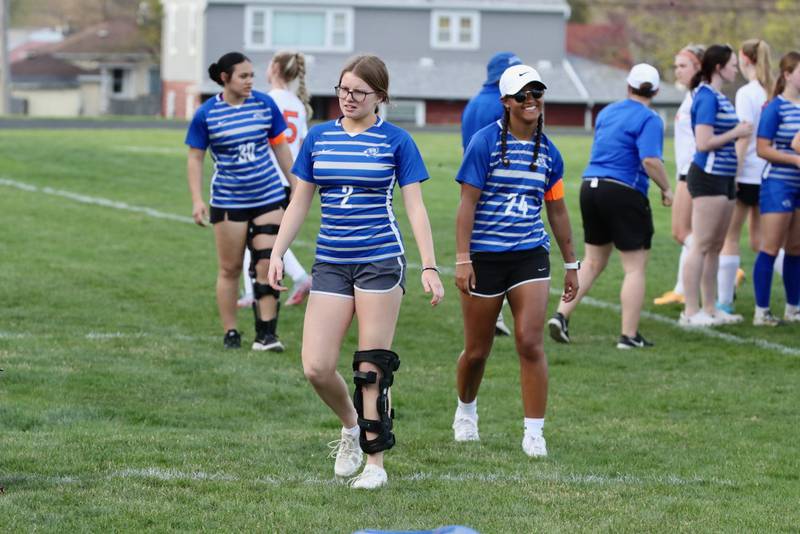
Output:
top-left (3, 467), bottom-right (734, 488)
top-left (2, 177), bottom-right (797, 356)
top-left (551, 289), bottom-right (800, 357)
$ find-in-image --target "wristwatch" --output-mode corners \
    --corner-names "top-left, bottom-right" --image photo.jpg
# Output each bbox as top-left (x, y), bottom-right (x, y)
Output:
top-left (564, 261), bottom-right (581, 270)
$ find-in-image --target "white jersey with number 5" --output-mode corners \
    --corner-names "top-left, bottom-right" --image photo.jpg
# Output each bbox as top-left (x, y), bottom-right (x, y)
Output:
top-left (269, 88), bottom-right (308, 186)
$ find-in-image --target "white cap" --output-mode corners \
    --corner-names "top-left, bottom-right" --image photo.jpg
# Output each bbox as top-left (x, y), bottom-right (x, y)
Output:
top-left (626, 63), bottom-right (660, 91)
top-left (498, 64), bottom-right (547, 97)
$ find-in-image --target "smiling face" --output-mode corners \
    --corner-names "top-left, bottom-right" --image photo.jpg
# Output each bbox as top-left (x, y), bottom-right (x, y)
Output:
top-left (503, 82), bottom-right (544, 127)
top-left (337, 71), bottom-right (382, 121)
top-left (223, 61), bottom-right (254, 99)
top-left (718, 53), bottom-right (739, 83)
top-left (674, 54), bottom-right (698, 87)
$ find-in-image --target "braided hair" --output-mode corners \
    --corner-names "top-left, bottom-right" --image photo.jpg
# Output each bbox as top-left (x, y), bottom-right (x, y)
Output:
top-left (500, 106), bottom-right (544, 172)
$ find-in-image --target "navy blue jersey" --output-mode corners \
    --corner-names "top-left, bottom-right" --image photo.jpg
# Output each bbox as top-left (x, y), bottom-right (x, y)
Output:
top-left (758, 96), bottom-right (800, 183)
top-left (185, 91), bottom-right (288, 209)
top-left (691, 84), bottom-right (739, 176)
top-left (456, 121), bottom-right (564, 253)
top-left (292, 117), bottom-right (429, 264)
top-left (461, 84), bottom-right (504, 151)
top-left (583, 99), bottom-right (664, 196)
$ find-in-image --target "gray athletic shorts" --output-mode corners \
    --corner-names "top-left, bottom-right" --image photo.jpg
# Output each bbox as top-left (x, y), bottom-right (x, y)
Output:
top-left (310, 256), bottom-right (406, 298)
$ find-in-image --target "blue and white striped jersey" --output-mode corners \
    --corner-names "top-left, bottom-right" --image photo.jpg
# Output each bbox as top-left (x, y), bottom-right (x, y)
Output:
top-left (185, 91), bottom-right (288, 209)
top-left (757, 96), bottom-right (800, 183)
top-left (292, 117), bottom-right (429, 264)
top-left (691, 84), bottom-right (739, 176)
top-left (456, 121), bottom-right (565, 253)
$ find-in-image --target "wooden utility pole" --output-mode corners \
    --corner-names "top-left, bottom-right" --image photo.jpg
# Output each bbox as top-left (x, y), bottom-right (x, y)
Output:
top-left (0, 0), bottom-right (9, 115)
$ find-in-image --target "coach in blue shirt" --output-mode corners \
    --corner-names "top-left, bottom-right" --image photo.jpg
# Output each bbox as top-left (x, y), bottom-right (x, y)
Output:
top-left (461, 52), bottom-right (522, 151)
top-left (549, 64), bottom-right (673, 350)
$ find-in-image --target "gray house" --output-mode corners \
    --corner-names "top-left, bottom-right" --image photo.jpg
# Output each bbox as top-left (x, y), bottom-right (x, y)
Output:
top-left (160, 0), bottom-right (682, 127)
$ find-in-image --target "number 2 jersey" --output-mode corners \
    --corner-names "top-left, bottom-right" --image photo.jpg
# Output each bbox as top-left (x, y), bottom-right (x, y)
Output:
top-left (292, 116), bottom-right (429, 264)
top-left (185, 90), bottom-right (288, 209)
top-left (456, 120), bottom-right (565, 253)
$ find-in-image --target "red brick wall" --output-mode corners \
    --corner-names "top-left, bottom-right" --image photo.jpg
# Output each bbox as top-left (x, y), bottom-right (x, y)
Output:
top-left (425, 100), bottom-right (465, 124)
top-left (162, 80), bottom-right (198, 119)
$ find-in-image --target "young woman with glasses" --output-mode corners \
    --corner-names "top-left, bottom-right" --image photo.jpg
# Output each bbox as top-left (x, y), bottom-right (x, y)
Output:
top-left (186, 52), bottom-right (296, 350)
top-left (452, 65), bottom-right (578, 458)
top-left (680, 45), bottom-right (753, 327)
top-left (549, 64), bottom-right (673, 349)
top-left (753, 51), bottom-right (800, 325)
top-left (267, 55), bottom-right (444, 489)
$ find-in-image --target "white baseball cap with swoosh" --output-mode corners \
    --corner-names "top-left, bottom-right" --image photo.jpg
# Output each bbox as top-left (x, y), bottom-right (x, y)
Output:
top-left (499, 65), bottom-right (547, 97)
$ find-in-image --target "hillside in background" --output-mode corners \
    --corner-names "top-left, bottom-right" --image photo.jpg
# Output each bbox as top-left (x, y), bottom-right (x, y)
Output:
top-left (11, 0), bottom-right (146, 30)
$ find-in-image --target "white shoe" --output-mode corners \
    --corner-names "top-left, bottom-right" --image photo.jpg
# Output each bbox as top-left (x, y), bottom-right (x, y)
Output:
top-left (522, 434), bottom-right (547, 458)
top-left (495, 313), bottom-right (511, 336)
top-left (286, 275), bottom-right (312, 306)
top-left (753, 309), bottom-right (783, 327)
top-left (329, 429), bottom-right (363, 478)
top-left (711, 309), bottom-right (743, 325)
top-left (784, 310), bottom-right (800, 323)
top-left (350, 463), bottom-right (387, 489)
top-left (678, 310), bottom-right (716, 327)
top-left (452, 412), bottom-right (480, 442)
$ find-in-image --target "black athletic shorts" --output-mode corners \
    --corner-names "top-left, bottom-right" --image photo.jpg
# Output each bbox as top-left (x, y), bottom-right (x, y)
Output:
top-left (678, 173), bottom-right (688, 182)
top-left (686, 163), bottom-right (735, 199)
top-left (282, 186), bottom-right (291, 209)
top-left (470, 247), bottom-right (550, 298)
top-left (209, 201), bottom-right (284, 224)
top-left (736, 182), bottom-right (760, 207)
top-left (580, 178), bottom-right (653, 251)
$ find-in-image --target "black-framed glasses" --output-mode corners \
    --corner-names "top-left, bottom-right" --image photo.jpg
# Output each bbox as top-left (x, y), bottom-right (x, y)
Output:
top-left (334, 85), bottom-right (375, 102)
top-left (511, 88), bottom-right (545, 103)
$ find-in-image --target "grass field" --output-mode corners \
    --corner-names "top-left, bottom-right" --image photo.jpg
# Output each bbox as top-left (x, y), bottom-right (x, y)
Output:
top-left (1, 127), bottom-right (798, 532)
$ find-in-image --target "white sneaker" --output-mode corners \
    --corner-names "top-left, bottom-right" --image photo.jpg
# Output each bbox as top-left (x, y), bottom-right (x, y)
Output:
top-left (350, 463), bottom-right (388, 489)
top-left (522, 435), bottom-right (547, 458)
top-left (329, 429), bottom-right (363, 478)
top-left (495, 313), bottom-right (511, 336)
top-left (711, 309), bottom-right (743, 325)
top-left (286, 275), bottom-right (312, 306)
top-left (452, 412), bottom-right (479, 442)
top-left (753, 309), bottom-right (783, 327)
top-left (678, 310), bottom-right (716, 327)
top-left (784, 310), bottom-right (800, 323)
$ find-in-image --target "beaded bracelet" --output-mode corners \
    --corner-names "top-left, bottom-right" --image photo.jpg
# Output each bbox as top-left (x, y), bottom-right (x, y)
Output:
top-left (455, 260), bottom-right (472, 265)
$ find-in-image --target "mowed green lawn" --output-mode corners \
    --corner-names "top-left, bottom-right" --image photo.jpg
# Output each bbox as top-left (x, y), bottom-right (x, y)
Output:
top-left (0, 128), bottom-right (798, 532)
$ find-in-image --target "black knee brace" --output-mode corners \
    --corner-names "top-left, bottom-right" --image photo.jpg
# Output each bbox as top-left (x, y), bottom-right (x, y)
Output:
top-left (247, 222), bottom-right (280, 278)
top-left (352, 349), bottom-right (401, 454)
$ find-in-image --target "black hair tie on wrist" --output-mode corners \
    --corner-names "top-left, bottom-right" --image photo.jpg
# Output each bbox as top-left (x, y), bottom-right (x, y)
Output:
top-left (422, 267), bottom-right (440, 273)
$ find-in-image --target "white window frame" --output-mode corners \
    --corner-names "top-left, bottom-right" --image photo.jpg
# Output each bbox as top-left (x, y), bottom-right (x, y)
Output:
top-left (167, 3), bottom-right (178, 56)
top-left (244, 6), bottom-right (354, 52)
top-left (381, 100), bottom-right (426, 128)
top-left (430, 10), bottom-right (480, 50)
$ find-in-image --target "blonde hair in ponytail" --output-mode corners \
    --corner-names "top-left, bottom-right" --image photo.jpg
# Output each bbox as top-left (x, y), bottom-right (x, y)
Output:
top-left (741, 39), bottom-right (773, 93)
top-left (271, 50), bottom-right (313, 119)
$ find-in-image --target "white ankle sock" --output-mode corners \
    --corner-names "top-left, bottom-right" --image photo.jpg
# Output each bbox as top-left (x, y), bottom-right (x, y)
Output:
top-left (717, 254), bottom-right (740, 306)
top-left (524, 417), bottom-right (544, 438)
top-left (343, 424), bottom-right (359, 437)
top-left (457, 398), bottom-right (477, 418)
top-left (675, 234), bottom-right (692, 294)
top-left (786, 304), bottom-right (799, 316)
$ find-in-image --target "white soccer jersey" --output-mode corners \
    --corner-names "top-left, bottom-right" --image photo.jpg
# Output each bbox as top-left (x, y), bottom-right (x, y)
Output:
top-left (674, 91), bottom-right (695, 178)
top-left (735, 79), bottom-right (767, 185)
top-left (269, 88), bottom-right (309, 186)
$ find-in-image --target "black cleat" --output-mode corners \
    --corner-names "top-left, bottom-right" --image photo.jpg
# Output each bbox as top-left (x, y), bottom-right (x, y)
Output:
top-left (252, 333), bottom-right (285, 352)
top-left (547, 312), bottom-right (570, 343)
top-left (223, 329), bottom-right (241, 349)
top-left (616, 332), bottom-right (654, 349)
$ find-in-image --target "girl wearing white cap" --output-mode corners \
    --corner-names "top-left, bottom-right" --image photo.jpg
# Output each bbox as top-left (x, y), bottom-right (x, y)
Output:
top-left (680, 45), bottom-right (753, 326)
top-left (453, 64), bottom-right (578, 457)
top-left (654, 44), bottom-right (705, 306)
top-left (549, 64), bottom-right (673, 349)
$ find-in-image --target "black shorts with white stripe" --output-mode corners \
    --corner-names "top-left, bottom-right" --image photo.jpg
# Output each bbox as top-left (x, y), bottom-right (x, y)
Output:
top-left (470, 247), bottom-right (550, 298)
